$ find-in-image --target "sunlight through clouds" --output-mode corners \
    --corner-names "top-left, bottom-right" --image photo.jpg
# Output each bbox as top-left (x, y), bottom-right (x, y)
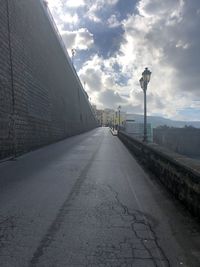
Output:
top-left (66, 0), bottom-right (85, 8)
top-left (47, 0), bottom-right (200, 121)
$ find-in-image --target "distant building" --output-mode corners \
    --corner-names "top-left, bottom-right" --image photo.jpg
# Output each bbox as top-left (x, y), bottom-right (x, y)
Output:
top-left (96, 111), bottom-right (103, 126)
top-left (92, 107), bottom-right (127, 127)
top-left (115, 111), bottom-right (126, 129)
top-left (102, 109), bottom-right (115, 126)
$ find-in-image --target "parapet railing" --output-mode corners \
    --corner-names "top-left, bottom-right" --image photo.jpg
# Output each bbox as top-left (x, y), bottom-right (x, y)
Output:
top-left (118, 130), bottom-right (200, 218)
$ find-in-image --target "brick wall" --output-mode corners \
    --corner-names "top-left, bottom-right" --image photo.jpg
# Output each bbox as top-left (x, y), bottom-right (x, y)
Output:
top-left (0, 0), bottom-right (14, 159)
top-left (0, 0), bottom-right (97, 159)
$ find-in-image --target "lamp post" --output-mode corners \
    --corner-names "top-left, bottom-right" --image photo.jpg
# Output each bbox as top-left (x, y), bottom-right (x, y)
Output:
top-left (71, 48), bottom-right (76, 64)
top-left (139, 67), bottom-right (151, 142)
top-left (118, 105), bottom-right (121, 131)
top-left (115, 111), bottom-right (117, 130)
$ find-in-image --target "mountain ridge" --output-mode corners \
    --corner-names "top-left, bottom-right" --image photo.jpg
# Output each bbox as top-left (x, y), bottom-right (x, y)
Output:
top-left (126, 114), bottom-right (200, 128)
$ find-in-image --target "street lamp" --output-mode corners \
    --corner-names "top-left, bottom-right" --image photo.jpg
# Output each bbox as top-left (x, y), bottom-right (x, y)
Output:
top-left (118, 105), bottom-right (121, 131)
top-left (139, 67), bottom-right (151, 142)
top-left (71, 48), bottom-right (76, 64)
top-left (115, 111), bottom-right (117, 130)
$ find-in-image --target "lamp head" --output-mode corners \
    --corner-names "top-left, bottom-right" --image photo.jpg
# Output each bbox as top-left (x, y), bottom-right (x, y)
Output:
top-left (139, 77), bottom-right (144, 89)
top-left (142, 67), bottom-right (151, 83)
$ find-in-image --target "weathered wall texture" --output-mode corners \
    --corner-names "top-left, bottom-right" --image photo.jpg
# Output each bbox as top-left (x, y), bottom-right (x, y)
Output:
top-left (153, 127), bottom-right (200, 158)
top-left (0, 0), bottom-right (97, 159)
top-left (119, 131), bottom-right (200, 218)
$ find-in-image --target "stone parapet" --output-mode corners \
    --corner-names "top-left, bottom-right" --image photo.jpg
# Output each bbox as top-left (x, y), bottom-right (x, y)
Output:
top-left (118, 131), bottom-right (200, 218)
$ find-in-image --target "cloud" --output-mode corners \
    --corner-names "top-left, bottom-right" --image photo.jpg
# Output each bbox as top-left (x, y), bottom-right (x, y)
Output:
top-left (47, 0), bottom-right (85, 8)
top-left (61, 13), bottom-right (79, 24)
top-left (47, 0), bottom-right (62, 9)
top-left (78, 55), bottom-right (113, 91)
top-left (85, 0), bottom-right (119, 22)
top-left (78, 54), bottom-right (127, 107)
top-left (107, 14), bottom-right (121, 28)
top-left (61, 28), bottom-right (94, 51)
top-left (175, 40), bottom-right (191, 50)
top-left (137, 0), bottom-right (184, 22)
top-left (48, 0), bottom-right (200, 121)
top-left (66, 0), bottom-right (85, 8)
top-left (110, 0), bottom-right (200, 119)
top-left (98, 89), bottom-right (126, 108)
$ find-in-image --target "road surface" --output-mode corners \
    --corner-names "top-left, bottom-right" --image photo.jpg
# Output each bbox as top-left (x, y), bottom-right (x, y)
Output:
top-left (0, 128), bottom-right (200, 266)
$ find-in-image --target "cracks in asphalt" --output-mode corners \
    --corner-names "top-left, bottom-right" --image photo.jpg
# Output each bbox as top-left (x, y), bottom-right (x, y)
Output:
top-left (26, 127), bottom-right (170, 267)
top-left (29, 137), bottom-right (103, 267)
top-left (85, 184), bottom-right (170, 266)
top-left (0, 216), bottom-right (16, 251)
top-left (108, 185), bottom-right (171, 267)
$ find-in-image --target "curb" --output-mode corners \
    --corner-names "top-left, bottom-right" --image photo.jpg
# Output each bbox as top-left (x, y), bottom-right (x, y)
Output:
top-left (110, 128), bottom-right (118, 136)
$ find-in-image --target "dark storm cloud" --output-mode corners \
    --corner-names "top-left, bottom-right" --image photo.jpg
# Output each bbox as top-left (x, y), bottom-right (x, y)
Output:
top-left (92, 26), bottom-right (124, 58)
top-left (164, 1), bottom-right (200, 95)
top-left (138, 0), bottom-right (200, 95)
top-left (116, 0), bottom-right (137, 19)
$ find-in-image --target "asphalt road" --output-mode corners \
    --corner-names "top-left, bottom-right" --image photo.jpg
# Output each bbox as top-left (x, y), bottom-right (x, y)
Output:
top-left (0, 127), bottom-right (200, 267)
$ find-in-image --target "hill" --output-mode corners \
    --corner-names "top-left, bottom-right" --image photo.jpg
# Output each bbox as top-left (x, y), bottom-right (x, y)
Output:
top-left (125, 114), bottom-right (200, 128)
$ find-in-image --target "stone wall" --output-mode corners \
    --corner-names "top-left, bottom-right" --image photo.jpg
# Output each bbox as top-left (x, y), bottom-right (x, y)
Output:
top-left (118, 131), bottom-right (200, 218)
top-left (0, 0), bottom-right (97, 160)
top-left (153, 127), bottom-right (200, 158)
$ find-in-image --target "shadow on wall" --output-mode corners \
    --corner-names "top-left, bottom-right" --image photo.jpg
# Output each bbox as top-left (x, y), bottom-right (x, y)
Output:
top-left (0, 0), bottom-right (97, 160)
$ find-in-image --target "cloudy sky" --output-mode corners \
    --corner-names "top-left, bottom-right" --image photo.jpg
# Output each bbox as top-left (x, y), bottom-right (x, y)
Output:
top-left (47, 0), bottom-right (200, 121)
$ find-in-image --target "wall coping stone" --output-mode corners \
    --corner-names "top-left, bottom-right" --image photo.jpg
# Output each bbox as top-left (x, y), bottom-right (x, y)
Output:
top-left (119, 131), bottom-right (200, 182)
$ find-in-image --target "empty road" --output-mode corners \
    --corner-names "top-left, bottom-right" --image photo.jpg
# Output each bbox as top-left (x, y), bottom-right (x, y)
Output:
top-left (0, 128), bottom-right (200, 267)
